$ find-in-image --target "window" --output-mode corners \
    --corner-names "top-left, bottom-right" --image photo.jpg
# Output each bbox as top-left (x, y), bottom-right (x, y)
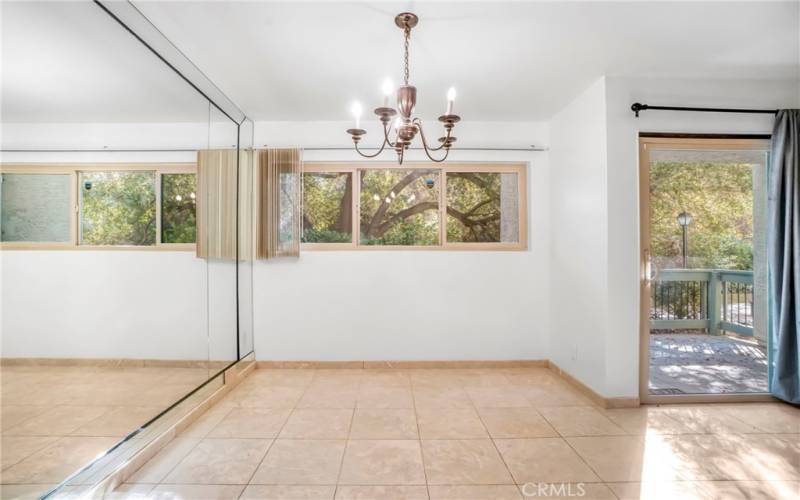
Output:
top-left (0, 164), bottom-right (196, 250)
top-left (302, 171), bottom-right (353, 244)
top-left (446, 171), bottom-right (520, 244)
top-left (80, 171), bottom-right (156, 246)
top-left (161, 173), bottom-right (197, 244)
top-left (302, 163), bottom-right (527, 250)
top-left (1, 173), bottom-right (72, 243)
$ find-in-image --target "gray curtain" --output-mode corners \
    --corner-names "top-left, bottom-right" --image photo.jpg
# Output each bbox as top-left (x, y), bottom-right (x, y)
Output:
top-left (769, 109), bottom-right (800, 404)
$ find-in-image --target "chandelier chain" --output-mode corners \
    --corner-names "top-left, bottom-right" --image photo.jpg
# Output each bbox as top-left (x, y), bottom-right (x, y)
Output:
top-left (403, 25), bottom-right (410, 85)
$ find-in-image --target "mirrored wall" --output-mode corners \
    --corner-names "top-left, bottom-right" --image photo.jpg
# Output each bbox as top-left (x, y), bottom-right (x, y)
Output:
top-left (0, 2), bottom-right (253, 497)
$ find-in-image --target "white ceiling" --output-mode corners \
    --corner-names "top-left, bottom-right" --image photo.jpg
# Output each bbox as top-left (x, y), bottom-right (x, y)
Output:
top-left (2, 1), bottom-right (798, 124)
top-left (1, 1), bottom-right (210, 123)
top-left (134, 0), bottom-right (800, 121)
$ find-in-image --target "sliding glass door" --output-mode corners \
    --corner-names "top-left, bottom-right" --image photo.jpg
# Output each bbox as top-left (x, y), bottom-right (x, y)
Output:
top-left (640, 137), bottom-right (771, 401)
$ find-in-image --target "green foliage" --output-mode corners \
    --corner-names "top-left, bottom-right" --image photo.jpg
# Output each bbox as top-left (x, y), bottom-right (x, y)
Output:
top-left (650, 161), bottom-right (753, 270)
top-left (161, 173), bottom-right (197, 244)
top-left (80, 171), bottom-right (156, 246)
top-left (359, 169), bottom-right (439, 246)
top-left (446, 172), bottom-right (502, 242)
top-left (302, 172), bottom-right (352, 243)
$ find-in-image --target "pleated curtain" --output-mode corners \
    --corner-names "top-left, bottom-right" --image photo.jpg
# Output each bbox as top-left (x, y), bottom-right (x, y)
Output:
top-left (256, 148), bottom-right (302, 259)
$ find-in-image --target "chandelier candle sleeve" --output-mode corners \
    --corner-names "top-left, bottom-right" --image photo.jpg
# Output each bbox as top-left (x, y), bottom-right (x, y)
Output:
top-left (344, 12), bottom-right (461, 165)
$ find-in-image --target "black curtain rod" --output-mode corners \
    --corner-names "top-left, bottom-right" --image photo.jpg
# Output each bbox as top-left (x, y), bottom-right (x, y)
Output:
top-left (631, 102), bottom-right (778, 118)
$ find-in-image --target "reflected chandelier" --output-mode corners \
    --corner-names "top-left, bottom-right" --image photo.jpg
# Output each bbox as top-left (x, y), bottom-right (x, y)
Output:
top-left (346, 12), bottom-right (460, 165)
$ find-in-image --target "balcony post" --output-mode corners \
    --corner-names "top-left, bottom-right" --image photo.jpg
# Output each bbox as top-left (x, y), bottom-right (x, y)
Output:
top-left (708, 271), bottom-right (721, 335)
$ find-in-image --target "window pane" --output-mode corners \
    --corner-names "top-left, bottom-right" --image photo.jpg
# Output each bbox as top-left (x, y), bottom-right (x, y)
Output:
top-left (80, 171), bottom-right (156, 246)
top-left (446, 172), bottom-right (519, 243)
top-left (161, 173), bottom-right (197, 244)
top-left (360, 169), bottom-right (439, 246)
top-left (0, 173), bottom-right (71, 242)
top-left (302, 171), bottom-right (352, 243)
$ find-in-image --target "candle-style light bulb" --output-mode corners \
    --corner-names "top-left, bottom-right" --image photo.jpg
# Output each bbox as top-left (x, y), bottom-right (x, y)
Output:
top-left (351, 101), bottom-right (363, 129)
top-left (382, 78), bottom-right (393, 107)
top-left (446, 87), bottom-right (456, 115)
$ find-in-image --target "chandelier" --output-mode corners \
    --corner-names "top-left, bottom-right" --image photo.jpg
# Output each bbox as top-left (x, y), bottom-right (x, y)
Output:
top-left (346, 12), bottom-right (460, 165)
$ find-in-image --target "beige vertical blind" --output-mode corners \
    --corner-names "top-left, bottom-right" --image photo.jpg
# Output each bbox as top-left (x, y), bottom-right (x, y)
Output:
top-left (196, 149), bottom-right (255, 261)
top-left (257, 148), bottom-right (302, 259)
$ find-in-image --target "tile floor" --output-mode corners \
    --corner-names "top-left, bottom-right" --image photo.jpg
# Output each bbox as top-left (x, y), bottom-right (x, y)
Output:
top-left (0, 364), bottom-right (214, 499)
top-left (105, 367), bottom-right (798, 499)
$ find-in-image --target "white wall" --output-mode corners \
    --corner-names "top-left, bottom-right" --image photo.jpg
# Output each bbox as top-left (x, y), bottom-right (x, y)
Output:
top-left (253, 121), bottom-right (552, 361)
top-left (548, 78), bottom-right (610, 395)
top-left (1, 122), bottom-right (239, 361)
top-left (549, 76), bottom-right (799, 398)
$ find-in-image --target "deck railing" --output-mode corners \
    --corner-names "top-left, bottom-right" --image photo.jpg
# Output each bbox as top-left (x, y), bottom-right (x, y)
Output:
top-left (650, 269), bottom-right (753, 336)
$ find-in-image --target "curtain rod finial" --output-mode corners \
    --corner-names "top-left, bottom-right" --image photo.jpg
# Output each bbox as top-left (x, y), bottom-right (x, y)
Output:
top-left (631, 102), bottom-right (646, 118)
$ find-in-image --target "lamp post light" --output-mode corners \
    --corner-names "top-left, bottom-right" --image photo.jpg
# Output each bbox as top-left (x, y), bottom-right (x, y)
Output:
top-left (677, 211), bottom-right (693, 268)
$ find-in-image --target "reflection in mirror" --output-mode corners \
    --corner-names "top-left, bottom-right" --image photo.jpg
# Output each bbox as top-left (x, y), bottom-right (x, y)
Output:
top-left (0, 1), bottom-right (249, 497)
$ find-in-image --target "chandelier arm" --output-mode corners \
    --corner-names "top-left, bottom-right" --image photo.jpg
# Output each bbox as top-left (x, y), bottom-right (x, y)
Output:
top-left (415, 122), bottom-right (450, 163)
top-left (413, 119), bottom-right (448, 152)
top-left (354, 136), bottom-right (390, 158)
top-left (381, 120), bottom-right (399, 149)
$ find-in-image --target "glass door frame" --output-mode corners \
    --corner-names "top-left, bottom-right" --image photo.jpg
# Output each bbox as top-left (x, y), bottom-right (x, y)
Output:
top-left (638, 135), bottom-right (777, 404)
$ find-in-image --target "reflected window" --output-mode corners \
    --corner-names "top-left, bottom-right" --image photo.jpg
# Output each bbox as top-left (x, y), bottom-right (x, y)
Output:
top-left (0, 173), bottom-right (71, 243)
top-left (161, 173), bottom-right (197, 244)
top-left (79, 171), bottom-right (156, 246)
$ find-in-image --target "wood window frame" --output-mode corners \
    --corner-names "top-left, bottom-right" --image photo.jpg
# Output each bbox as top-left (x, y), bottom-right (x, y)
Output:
top-left (302, 162), bottom-right (528, 251)
top-left (0, 163), bottom-right (196, 251)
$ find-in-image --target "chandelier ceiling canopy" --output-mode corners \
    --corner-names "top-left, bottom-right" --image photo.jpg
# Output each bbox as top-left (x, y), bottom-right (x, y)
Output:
top-left (346, 12), bottom-right (461, 165)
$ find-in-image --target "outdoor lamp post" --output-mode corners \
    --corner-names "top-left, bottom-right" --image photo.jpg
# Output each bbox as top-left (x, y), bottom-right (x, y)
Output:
top-left (677, 211), bottom-right (693, 268)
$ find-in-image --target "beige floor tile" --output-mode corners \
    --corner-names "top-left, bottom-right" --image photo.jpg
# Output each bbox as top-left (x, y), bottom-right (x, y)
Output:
top-left (356, 387), bottom-right (414, 409)
top-left (660, 407), bottom-right (761, 434)
top-left (0, 406), bottom-right (50, 431)
top-left (126, 437), bottom-right (201, 484)
top-left (297, 389), bottom-right (358, 409)
top-left (601, 408), bottom-right (695, 435)
top-left (429, 485), bottom-right (522, 500)
top-left (422, 439), bottom-right (512, 485)
top-left (665, 434), bottom-right (800, 481)
top-left (209, 408), bottom-right (291, 439)
top-left (0, 436), bottom-right (58, 471)
top-left (412, 387), bottom-right (473, 409)
top-left (178, 405), bottom-right (234, 438)
top-left (3, 405), bottom-right (110, 436)
top-left (349, 409), bottom-right (418, 440)
top-left (566, 435), bottom-right (685, 482)
top-left (720, 404), bottom-right (800, 434)
top-left (360, 370), bottom-right (411, 388)
top-left (519, 483), bottom-right (616, 500)
top-left (466, 386), bottom-right (531, 408)
top-left (1, 436), bottom-right (117, 484)
top-left (495, 438), bottom-right (600, 484)
top-left (335, 485), bottom-right (428, 499)
top-left (106, 483), bottom-right (155, 499)
top-left (251, 439), bottom-right (346, 485)
top-left (606, 481), bottom-right (711, 499)
top-left (149, 484), bottom-right (245, 499)
top-left (695, 480), bottom-right (800, 499)
top-left (70, 406), bottom-right (161, 437)
top-left (279, 409), bottom-right (354, 439)
top-left (163, 438), bottom-right (271, 484)
top-left (233, 386), bottom-right (306, 408)
top-left (538, 406), bottom-right (627, 437)
top-left (526, 385), bottom-right (596, 407)
top-left (247, 370), bottom-right (316, 387)
top-left (0, 483), bottom-right (57, 500)
top-left (477, 407), bottom-right (558, 438)
top-left (339, 440), bottom-right (425, 485)
top-left (241, 485), bottom-right (336, 500)
top-left (416, 408), bottom-right (487, 439)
